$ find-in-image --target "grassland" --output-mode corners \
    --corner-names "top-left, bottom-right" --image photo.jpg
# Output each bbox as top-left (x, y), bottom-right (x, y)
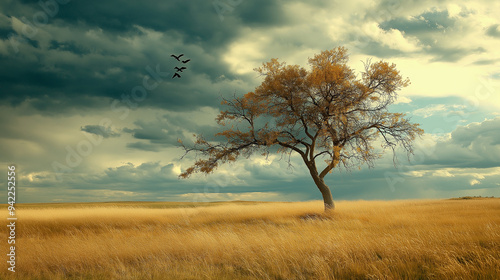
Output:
top-left (2, 198), bottom-right (499, 279)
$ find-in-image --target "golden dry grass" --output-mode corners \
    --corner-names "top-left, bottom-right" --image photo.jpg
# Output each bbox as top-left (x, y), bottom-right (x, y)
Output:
top-left (1, 199), bottom-right (500, 279)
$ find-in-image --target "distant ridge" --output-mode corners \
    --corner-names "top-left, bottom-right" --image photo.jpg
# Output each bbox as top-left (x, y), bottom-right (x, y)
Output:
top-left (449, 196), bottom-right (497, 200)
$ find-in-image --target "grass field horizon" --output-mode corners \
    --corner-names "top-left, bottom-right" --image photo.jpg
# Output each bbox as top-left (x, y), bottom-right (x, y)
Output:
top-left (2, 198), bottom-right (499, 279)
top-left (8, 195), bottom-right (498, 208)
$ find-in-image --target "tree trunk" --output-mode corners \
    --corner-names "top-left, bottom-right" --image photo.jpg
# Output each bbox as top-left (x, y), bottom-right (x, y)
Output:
top-left (309, 172), bottom-right (335, 211)
top-left (316, 179), bottom-right (335, 211)
top-left (306, 161), bottom-right (335, 212)
top-left (306, 163), bottom-right (335, 211)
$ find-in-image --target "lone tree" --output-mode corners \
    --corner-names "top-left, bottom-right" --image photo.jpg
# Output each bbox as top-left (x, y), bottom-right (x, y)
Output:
top-left (180, 47), bottom-right (423, 211)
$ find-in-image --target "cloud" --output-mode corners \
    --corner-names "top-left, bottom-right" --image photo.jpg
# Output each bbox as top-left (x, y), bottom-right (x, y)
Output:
top-left (126, 142), bottom-right (161, 152)
top-left (472, 59), bottom-right (500, 65)
top-left (122, 107), bottom-right (221, 150)
top-left (394, 96), bottom-right (412, 104)
top-left (81, 125), bottom-right (120, 138)
top-left (373, 5), bottom-right (495, 62)
top-left (412, 104), bottom-right (466, 118)
top-left (486, 24), bottom-right (500, 38)
top-left (103, 161), bottom-right (175, 180)
top-left (362, 23), bottom-right (423, 53)
top-left (432, 169), bottom-right (455, 177)
top-left (412, 104), bottom-right (447, 118)
top-left (450, 118), bottom-right (500, 147)
top-left (424, 117), bottom-right (500, 168)
top-left (470, 179), bottom-right (481, 186)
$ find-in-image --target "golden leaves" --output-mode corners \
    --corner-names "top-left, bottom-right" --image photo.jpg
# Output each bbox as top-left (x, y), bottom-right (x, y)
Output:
top-left (308, 46), bottom-right (349, 68)
top-left (333, 146), bottom-right (341, 159)
top-left (364, 61), bottom-right (410, 94)
top-left (179, 166), bottom-right (195, 178)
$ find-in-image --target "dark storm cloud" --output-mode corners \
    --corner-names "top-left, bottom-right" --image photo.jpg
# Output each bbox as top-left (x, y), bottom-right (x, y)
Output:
top-left (48, 40), bottom-right (92, 56)
top-left (233, 0), bottom-right (287, 27)
top-left (39, 0), bottom-right (285, 44)
top-left (0, 0), bottom-right (286, 114)
top-left (81, 125), bottom-right (120, 138)
top-left (0, 34), bottom-right (149, 112)
top-left (0, 32), bottom-right (224, 114)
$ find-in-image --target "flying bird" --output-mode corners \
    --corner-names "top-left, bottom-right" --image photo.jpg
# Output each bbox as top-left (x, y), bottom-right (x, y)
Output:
top-left (181, 59), bottom-right (191, 64)
top-left (174, 67), bottom-right (187, 72)
top-left (170, 54), bottom-right (184, 61)
top-left (172, 73), bottom-right (181, 79)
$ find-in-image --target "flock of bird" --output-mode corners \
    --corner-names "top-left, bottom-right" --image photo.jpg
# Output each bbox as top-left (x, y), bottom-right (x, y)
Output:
top-left (170, 54), bottom-right (190, 79)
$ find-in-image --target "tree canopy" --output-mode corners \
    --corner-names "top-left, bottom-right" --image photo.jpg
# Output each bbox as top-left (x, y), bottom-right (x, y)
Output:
top-left (180, 47), bottom-right (423, 210)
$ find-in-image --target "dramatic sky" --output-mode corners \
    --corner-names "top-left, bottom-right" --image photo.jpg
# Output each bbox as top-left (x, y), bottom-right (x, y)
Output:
top-left (1, 0), bottom-right (499, 203)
